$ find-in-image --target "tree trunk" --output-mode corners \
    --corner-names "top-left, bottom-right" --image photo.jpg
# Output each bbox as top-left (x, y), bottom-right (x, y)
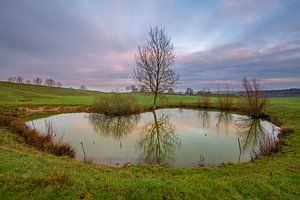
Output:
top-left (152, 92), bottom-right (158, 110)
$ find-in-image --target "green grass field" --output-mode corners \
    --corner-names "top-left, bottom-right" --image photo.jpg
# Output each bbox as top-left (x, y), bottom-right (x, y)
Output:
top-left (0, 81), bottom-right (299, 199)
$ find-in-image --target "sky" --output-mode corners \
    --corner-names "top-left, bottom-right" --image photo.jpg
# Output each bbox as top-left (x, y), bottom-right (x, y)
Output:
top-left (0, 0), bottom-right (300, 91)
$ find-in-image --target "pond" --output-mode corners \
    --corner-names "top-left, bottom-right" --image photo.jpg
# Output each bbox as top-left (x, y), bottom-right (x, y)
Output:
top-left (27, 109), bottom-right (280, 167)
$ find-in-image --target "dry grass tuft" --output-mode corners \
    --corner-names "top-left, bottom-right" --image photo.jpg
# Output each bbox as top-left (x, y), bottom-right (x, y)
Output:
top-left (279, 127), bottom-right (294, 136)
top-left (0, 113), bottom-right (75, 157)
top-left (251, 137), bottom-right (282, 159)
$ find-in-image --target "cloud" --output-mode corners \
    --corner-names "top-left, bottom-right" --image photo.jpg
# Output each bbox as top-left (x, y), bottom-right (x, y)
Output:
top-left (261, 77), bottom-right (300, 84)
top-left (218, 0), bottom-right (280, 23)
top-left (0, 0), bottom-right (299, 90)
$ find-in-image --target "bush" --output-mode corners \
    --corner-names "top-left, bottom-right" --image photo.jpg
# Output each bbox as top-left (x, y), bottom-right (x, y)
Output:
top-left (241, 78), bottom-right (269, 118)
top-left (92, 93), bottom-right (138, 116)
top-left (251, 137), bottom-right (282, 159)
top-left (218, 86), bottom-right (234, 110)
top-left (279, 127), bottom-right (294, 136)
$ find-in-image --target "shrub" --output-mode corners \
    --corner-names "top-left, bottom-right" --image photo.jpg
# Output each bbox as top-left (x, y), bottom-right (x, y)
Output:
top-left (241, 78), bottom-right (268, 118)
top-left (218, 85), bottom-right (234, 110)
top-left (199, 88), bottom-right (210, 108)
top-left (92, 93), bottom-right (138, 116)
top-left (251, 137), bottom-right (282, 159)
top-left (279, 127), bottom-right (294, 136)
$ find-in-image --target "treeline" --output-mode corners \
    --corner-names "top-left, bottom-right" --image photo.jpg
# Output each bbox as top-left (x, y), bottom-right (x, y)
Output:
top-left (7, 76), bottom-right (88, 90)
top-left (7, 76), bottom-right (62, 87)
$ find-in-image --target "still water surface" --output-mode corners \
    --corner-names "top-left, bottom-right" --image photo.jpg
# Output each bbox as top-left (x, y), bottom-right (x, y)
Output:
top-left (27, 109), bottom-right (280, 167)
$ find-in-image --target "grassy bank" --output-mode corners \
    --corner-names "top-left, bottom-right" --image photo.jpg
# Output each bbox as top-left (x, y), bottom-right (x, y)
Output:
top-left (0, 81), bottom-right (300, 199)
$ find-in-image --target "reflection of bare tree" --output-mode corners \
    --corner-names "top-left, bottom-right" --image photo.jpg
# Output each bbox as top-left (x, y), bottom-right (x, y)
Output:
top-left (89, 114), bottom-right (140, 140)
top-left (216, 112), bottom-right (233, 133)
top-left (197, 110), bottom-right (210, 129)
top-left (236, 118), bottom-right (268, 152)
top-left (136, 111), bottom-right (179, 164)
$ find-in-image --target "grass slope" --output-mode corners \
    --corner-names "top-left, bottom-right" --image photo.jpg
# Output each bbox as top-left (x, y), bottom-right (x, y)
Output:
top-left (0, 81), bottom-right (300, 199)
top-left (0, 81), bottom-right (203, 108)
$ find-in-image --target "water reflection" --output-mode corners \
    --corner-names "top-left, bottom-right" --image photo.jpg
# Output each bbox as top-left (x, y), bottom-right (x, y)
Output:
top-left (89, 113), bottom-right (140, 140)
top-left (27, 109), bottom-right (280, 167)
top-left (215, 111), bottom-right (233, 133)
top-left (198, 110), bottom-right (210, 129)
top-left (136, 111), bottom-right (180, 164)
top-left (236, 118), bottom-right (274, 152)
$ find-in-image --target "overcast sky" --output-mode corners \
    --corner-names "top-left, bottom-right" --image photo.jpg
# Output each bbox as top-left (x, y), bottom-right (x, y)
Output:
top-left (0, 0), bottom-right (300, 91)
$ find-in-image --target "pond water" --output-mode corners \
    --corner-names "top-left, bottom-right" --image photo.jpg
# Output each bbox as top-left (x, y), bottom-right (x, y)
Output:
top-left (27, 109), bottom-right (280, 167)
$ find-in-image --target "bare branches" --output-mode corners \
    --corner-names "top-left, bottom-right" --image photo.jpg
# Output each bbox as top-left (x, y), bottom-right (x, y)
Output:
top-left (241, 77), bottom-right (269, 118)
top-left (133, 26), bottom-right (178, 109)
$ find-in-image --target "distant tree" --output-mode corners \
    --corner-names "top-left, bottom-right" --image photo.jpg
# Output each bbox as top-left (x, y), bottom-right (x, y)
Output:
top-left (185, 88), bottom-right (193, 95)
top-left (44, 78), bottom-right (56, 86)
top-left (133, 26), bottom-right (178, 109)
top-left (25, 80), bottom-right (31, 84)
top-left (79, 85), bottom-right (87, 90)
top-left (130, 85), bottom-right (138, 92)
top-left (125, 86), bottom-right (130, 92)
top-left (33, 77), bottom-right (43, 85)
top-left (139, 85), bottom-right (148, 92)
top-left (7, 77), bottom-right (16, 83)
top-left (56, 82), bottom-right (62, 87)
top-left (16, 76), bottom-right (23, 83)
top-left (168, 88), bottom-right (174, 94)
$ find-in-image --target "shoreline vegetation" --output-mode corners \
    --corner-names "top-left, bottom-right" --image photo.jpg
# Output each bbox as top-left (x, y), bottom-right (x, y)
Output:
top-left (0, 81), bottom-right (299, 199)
top-left (0, 78), bottom-right (290, 162)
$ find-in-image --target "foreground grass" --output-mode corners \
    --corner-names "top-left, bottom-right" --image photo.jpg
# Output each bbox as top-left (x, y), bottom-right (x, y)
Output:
top-left (0, 81), bottom-right (300, 199)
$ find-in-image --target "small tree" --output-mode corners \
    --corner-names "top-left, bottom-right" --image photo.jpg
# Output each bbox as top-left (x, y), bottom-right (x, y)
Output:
top-left (44, 78), bottom-right (56, 86)
top-left (185, 88), bottom-right (193, 95)
top-left (241, 78), bottom-right (268, 118)
top-left (130, 85), bottom-right (138, 92)
top-left (16, 76), bottom-right (23, 83)
top-left (133, 26), bottom-right (178, 109)
top-left (56, 82), bottom-right (62, 87)
top-left (79, 85), bottom-right (87, 90)
top-left (168, 88), bottom-right (174, 94)
top-left (33, 77), bottom-right (43, 85)
top-left (139, 85), bottom-right (148, 92)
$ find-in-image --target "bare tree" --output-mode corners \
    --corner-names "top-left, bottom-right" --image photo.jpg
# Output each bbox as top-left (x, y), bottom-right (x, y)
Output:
top-left (79, 85), bottom-right (87, 90)
top-left (133, 27), bottom-right (178, 109)
top-left (56, 82), bottom-right (62, 87)
top-left (7, 77), bottom-right (16, 83)
top-left (139, 85), bottom-right (148, 92)
top-left (168, 88), bottom-right (174, 94)
top-left (44, 78), bottom-right (56, 86)
top-left (16, 76), bottom-right (23, 83)
top-left (25, 80), bottom-right (31, 84)
top-left (185, 88), bottom-right (193, 95)
top-left (241, 78), bottom-right (268, 118)
top-left (33, 77), bottom-right (43, 85)
top-left (130, 85), bottom-right (138, 92)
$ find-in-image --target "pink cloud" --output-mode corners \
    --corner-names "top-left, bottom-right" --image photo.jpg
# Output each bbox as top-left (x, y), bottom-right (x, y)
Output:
top-left (261, 77), bottom-right (300, 84)
top-left (218, 0), bottom-right (280, 23)
top-left (194, 80), bottom-right (240, 85)
top-left (62, 78), bottom-right (135, 86)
